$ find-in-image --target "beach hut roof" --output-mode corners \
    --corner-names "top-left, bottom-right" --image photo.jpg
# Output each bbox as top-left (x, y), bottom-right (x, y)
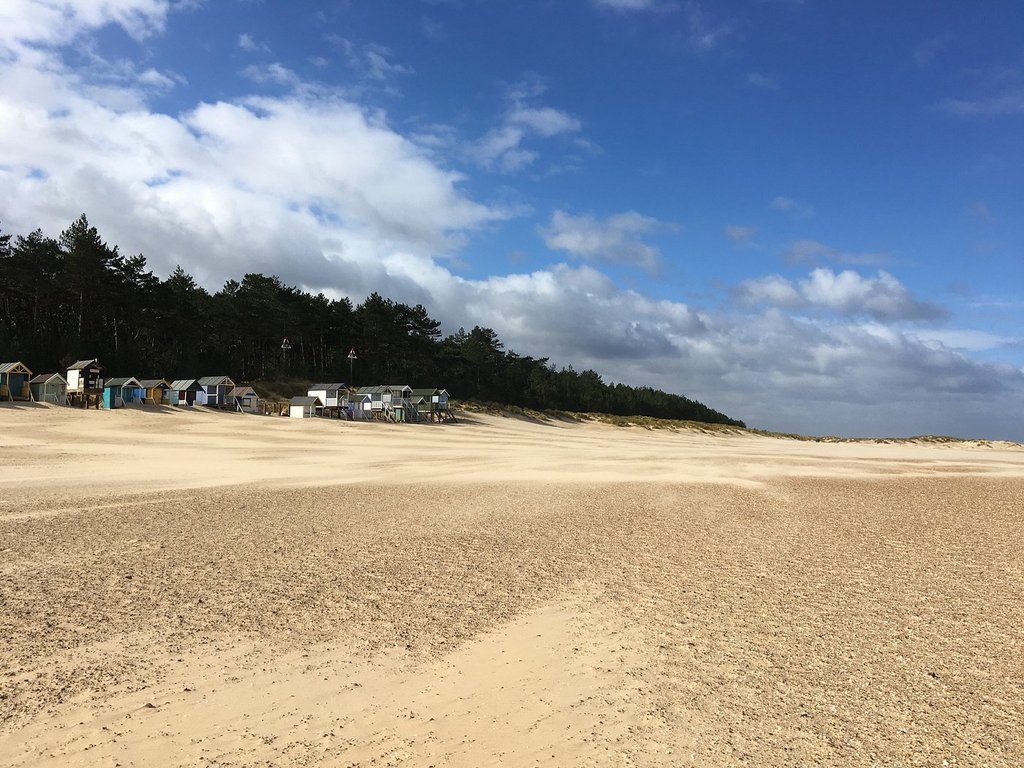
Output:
top-left (68, 359), bottom-right (103, 371)
top-left (105, 376), bottom-right (141, 388)
top-left (230, 386), bottom-right (258, 397)
top-left (199, 375), bottom-right (235, 386)
top-left (410, 387), bottom-right (440, 398)
top-left (290, 395), bottom-right (322, 406)
top-left (168, 378), bottom-right (202, 390)
top-left (0, 361), bottom-right (32, 375)
top-left (138, 378), bottom-right (169, 389)
top-left (29, 372), bottom-right (67, 385)
top-left (356, 385), bottom-right (388, 395)
top-left (309, 382), bottom-right (348, 392)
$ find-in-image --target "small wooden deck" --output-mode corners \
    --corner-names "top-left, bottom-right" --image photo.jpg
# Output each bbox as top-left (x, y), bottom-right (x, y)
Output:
top-left (68, 390), bottom-right (103, 409)
top-left (261, 400), bottom-right (290, 416)
top-left (429, 409), bottom-right (457, 423)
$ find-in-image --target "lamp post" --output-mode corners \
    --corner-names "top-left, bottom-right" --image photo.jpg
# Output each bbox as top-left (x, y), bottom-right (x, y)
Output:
top-left (347, 347), bottom-right (357, 386)
top-left (281, 337), bottom-right (291, 373)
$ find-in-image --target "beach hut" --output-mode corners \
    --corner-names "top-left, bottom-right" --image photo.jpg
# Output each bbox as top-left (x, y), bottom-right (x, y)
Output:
top-left (307, 383), bottom-right (349, 408)
top-left (102, 377), bottom-right (143, 409)
top-left (386, 384), bottom-right (414, 422)
top-left (357, 385), bottom-right (388, 418)
top-left (288, 395), bottom-right (322, 418)
top-left (411, 388), bottom-right (452, 421)
top-left (0, 362), bottom-right (33, 401)
top-left (230, 385), bottom-right (260, 413)
top-left (199, 376), bottom-right (235, 407)
top-left (348, 390), bottom-right (373, 420)
top-left (29, 373), bottom-right (68, 404)
top-left (167, 379), bottom-right (206, 406)
top-left (358, 384), bottom-right (413, 421)
top-left (66, 359), bottom-right (104, 393)
top-left (138, 379), bottom-right (170, 405)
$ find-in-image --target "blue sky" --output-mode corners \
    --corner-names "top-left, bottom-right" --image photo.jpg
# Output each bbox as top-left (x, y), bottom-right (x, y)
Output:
top-left (1, 0), bottom-right (1023, 439)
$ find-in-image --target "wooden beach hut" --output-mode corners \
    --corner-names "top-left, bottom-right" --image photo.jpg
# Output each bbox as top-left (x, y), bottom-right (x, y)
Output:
top-left (411, 388), bottom-right (453, 421)
top-left (307, 383), bottom-right (349, 408)
top-left (0, 362), bottom-right (33, 401)
top-left (348, 390), bottom-right (372, 420)
top-left (199, 376), bottom-right (236, 407)
top-left (230, 385), bottom-right (260, 413)
top-left (289, 395), bottom-right (322, 418)
top-left (138, 379), bottom-right (170, 405)
top-left (167, 379), bottom-right (206, 406)
top-left (357, 385), bottom-right (387, 418)
top-left (386, 384), bottom-right (415, 422)
top-left (359, 384), bottom-right (414, 421)
top-left (66, 359), bottom-right (104, 393)
top-left (29, 373), bottom-right (68, 404)
top-left (102, 377), bottom-right (143, 409)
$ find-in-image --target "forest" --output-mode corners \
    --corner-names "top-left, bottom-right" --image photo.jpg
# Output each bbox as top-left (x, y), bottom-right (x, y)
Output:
top-left (0, 214), bottom-right (744, 426)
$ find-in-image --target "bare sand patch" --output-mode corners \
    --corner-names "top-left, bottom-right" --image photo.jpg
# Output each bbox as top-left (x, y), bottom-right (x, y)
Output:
top-left (1, 406), bottom-right (1023, 766)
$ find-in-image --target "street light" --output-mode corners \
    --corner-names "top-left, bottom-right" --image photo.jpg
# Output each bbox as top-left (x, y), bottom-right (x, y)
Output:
top-left (347, 347), bottom-right (357, 386)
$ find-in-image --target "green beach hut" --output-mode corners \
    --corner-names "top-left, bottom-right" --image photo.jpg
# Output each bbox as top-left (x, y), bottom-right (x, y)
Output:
top-left (29, 373), bottom-right (68, 404)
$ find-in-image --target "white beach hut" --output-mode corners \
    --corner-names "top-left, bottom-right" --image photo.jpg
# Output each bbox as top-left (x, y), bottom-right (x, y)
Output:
top-left (289, 395), bottom-right (322, 418)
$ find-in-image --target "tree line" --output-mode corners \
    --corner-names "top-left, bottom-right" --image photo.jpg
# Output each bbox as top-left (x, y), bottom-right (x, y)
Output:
top-left (0, 214), bottom-right (744, 426)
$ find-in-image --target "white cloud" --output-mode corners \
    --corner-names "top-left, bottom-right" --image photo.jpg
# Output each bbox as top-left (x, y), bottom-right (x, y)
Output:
top-left (799, 269), bottom-right (943, 320)
top-left (137, 67), bottom-right (177, 90)
top-left (540, 210), bottom-right (676, 271)
top-left (783, 238), bottom-right (890, 266)
top-left (508, 106), bottom-right (582, 137)
top-left (593, 0), bottom-right (733, 56)
top-left (908, 329), bottom-right (1022, 353)
top-left (770, 195), bottom-right (815, 218)
top-left (686, 313), bottom-right (1024, 439)
top-left (938, 64), bottom-right (1024, 117)
top-left (327, 36), bottom-right (414, 82)
top-left (472, 125), bottom-right (536, 173)
top-left (782, 238), bottom-right (833, 263)
top-left (0, 0), bottom-right (173, 50)
top-left (420, 17), bottom-right (445, 42)
top-left (240, 62), bottom-right (301, 87)
top-left (940, 90), bottom-right (1024, 117)
top-left (238, 33), bottom-right (269, 54)
top-left (724, 224), bottom-right (756, 245)
top-left (684, 1), bottom-right (734, 54)
top-left (737, 274), bottom-right (802, 306)
top-left (0, 24), bottom-right (508, 287)
top-left (592, 0), bottom-right (657, 11)
top-left (737, 268), bottom-right (947, 321)
top-left (470, 77), bottom-right (583, 173)
top-left (746, 72), bottom-right (779, 90)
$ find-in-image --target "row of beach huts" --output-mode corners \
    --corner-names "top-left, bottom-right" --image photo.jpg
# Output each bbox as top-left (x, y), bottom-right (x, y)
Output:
top-left (0, 359), bottom-right (454, 423)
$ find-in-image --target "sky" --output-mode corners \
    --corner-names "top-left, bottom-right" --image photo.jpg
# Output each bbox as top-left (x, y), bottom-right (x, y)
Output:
top-left (1, 0), bottom-right (1023, 439)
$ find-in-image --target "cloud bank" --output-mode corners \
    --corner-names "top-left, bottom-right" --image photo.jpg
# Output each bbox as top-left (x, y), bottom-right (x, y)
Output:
top-left (738, 269), bottom-right (947, 322)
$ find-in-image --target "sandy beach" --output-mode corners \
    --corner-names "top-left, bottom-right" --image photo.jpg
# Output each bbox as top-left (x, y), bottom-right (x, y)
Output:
top-left (1, 403), bottom-right (1023, 767)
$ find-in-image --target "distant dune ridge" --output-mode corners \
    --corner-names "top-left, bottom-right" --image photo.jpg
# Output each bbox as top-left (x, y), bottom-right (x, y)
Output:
top-left (2, 405), bottom-right (1023, 767)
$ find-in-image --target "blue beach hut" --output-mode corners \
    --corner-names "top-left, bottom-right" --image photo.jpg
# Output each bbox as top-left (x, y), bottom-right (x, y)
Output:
top-left (0, 362), bottom-right (32, 401)
top-left (102, 377), bottom-right (142, 409)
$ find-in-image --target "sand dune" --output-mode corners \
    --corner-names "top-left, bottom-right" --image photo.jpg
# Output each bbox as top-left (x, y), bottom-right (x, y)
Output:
top-left (1, 404), bottom-right (1023, 766)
